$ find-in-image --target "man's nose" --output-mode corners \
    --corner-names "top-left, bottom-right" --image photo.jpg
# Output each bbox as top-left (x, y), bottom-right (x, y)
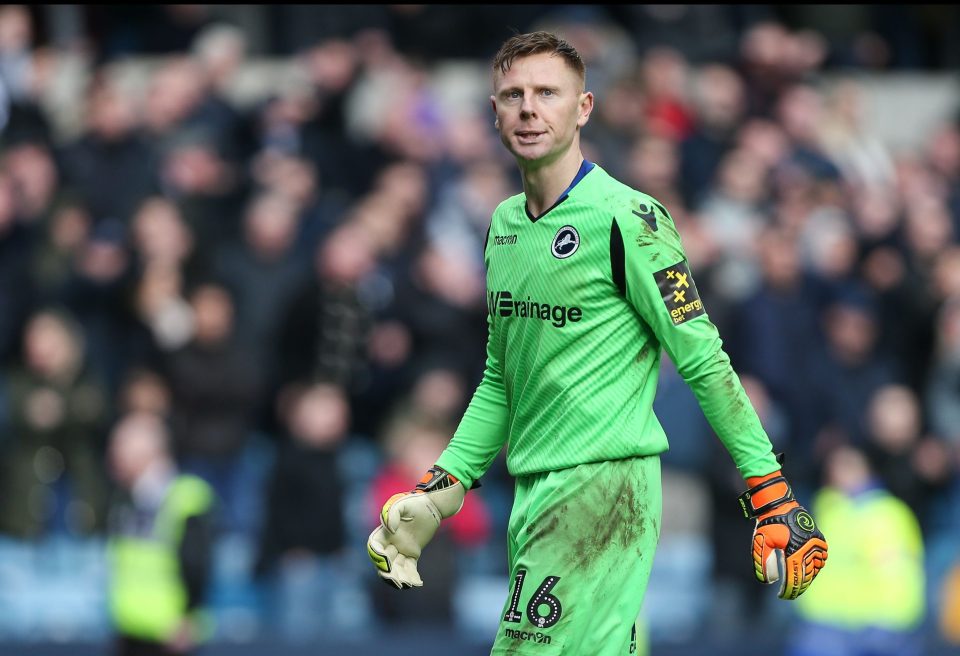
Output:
top-left (520, 94), bottom-right (537, 118)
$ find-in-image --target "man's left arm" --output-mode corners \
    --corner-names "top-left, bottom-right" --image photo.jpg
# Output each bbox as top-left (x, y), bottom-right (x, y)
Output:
top-left (613, 200), bottom-right (827, 599)
top-left (171, 507), bottom-right (216, 650)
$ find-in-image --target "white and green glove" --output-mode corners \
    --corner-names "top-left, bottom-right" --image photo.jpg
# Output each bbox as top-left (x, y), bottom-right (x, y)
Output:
top-left (367, 465), bottom-right (466, 589)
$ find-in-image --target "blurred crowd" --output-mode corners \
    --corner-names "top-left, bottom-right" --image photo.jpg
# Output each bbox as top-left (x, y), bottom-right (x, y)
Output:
top-left (1, 4), bottom-right (960, 651)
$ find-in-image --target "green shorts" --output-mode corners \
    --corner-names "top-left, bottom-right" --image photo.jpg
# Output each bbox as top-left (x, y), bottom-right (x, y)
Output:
top-left (490, 456), bottom-right (661, 656)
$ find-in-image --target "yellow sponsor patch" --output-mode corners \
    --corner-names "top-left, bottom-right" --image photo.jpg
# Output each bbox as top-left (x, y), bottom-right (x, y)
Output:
top-left (653, 261), bottom-right (706, 325)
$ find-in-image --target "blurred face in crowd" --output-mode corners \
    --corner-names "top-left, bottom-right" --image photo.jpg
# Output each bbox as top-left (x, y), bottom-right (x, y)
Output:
top-left (288, 384), bottom-right (350, 449)
top-left (852, 187), bottom-right (900, 240)
top-left (244, 193), bottom-right (298, 259)
top-left (411, 368), bottom-right (466, 424)
top-left (108, 412), bottom-right (170, 489)
top-left (904, 196), bottom-right (953, 259)
top-left (24, 311), bottom-right (82, 381)
top-left (416, 245), bottom-right (483, 307)
top-left (190, 284), bottom-right (234, 345)
top-left (88, 86), bottom-right (137, 141)
top-left (717, 148), bottom-right (767, 204)
top-left (824, 445), bottom-right (871, 494)
top-left (737, 119), bottom-right (789, 169)
top-left (933, 248), bottom-right (960, 300)
top-left (146, 59), bottom-right (205, 133)
top-left (163, 144), bottom-right (225, 195)
top-left (132, 197), bottom-right (193, 266)
top-left (318, 225), bottom-right (376, 286)
top-left (777, 85), bottom-right (823, 145)
top-left (627, 136), bottom-right (678, 192)
top-left (78, 228), bottom-right (129, 284)
top-left (758, 229), bottom-right (801, 290)
top-left (120, 369), bottom-right (171, 417)
top-left (824, 303), bottom-right (876, 365)
top-left (303, 38), bottom-right (358, 92)
top-left (694, 65), bottom-right (745, 130)
top-left (376, 161), bottom-right (428, 221)
top-left (926, 122), bottom-right (960, 179)
top-left (194, 24), bottom-right (247, 88)
top-left (49, 204), bottom-right (91, 253)
top-left (492, 52), bottom-right (593, 169)
top-left (0, 5), bottom-right (31, 52)
top-left (867, 385), bottom-right (920, 454)
top-left (386, 418), bottom-right (449, 480)
top-left (596, 81), bottom-right (644, 134)
top-left (3, 143), bottom-right (58, 219)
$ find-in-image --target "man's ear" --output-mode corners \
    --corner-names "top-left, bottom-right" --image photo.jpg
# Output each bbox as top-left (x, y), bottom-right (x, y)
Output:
top-left (577, 91), bottom-right (595, 128)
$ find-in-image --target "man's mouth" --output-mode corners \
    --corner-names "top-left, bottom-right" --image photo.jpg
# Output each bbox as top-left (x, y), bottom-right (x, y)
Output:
top-left (516, 131), bottom-right (544, 141)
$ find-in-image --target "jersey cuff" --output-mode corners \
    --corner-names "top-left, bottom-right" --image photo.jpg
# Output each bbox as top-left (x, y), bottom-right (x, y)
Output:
top-left (735, 450), bottom-right (781, 480)
top-left (434, 453), bottom-right (476, 491)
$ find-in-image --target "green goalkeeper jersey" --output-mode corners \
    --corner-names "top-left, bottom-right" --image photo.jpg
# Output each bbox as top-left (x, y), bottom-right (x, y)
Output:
top-left (436, 161), bottom-right (779, 486)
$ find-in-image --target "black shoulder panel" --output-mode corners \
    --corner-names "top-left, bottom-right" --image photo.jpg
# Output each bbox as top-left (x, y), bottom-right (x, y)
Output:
top-left (610, 217), bottom-right (626, 297)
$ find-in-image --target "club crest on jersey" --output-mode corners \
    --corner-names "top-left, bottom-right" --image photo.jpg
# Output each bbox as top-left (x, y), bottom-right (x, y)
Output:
top-left (552, 225), bottom-right (580, 259)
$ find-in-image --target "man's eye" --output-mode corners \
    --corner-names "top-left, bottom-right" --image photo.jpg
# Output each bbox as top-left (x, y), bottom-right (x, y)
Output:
top-left (509, 91), bottom-right (521, 99)
top-left (542, 89), bottom-right (553, 96)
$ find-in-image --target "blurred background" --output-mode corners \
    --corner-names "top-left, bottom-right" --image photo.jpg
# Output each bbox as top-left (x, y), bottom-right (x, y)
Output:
top-left (0, 4), bottom-right (959, 655)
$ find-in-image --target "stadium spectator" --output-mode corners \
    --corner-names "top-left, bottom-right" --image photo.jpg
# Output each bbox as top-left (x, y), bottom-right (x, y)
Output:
top-left (0, 307), bottom-right (108, 537)
top-left (60, 80), bottom-right (159, 225)
top-left (788, 444), bottom-right (925, 656)
top-left (106, 410), bottom-right (216, 656)
top-left (255, 383), bottom-right (350, 640)
top-left (161, 281), bottom-right (260, 533)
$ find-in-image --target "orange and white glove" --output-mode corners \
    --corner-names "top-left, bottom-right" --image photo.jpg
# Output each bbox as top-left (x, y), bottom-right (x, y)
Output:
top-left (738, 460), bottom-right (828, 600)
top-left (366, 466), bottom-right (465, 589)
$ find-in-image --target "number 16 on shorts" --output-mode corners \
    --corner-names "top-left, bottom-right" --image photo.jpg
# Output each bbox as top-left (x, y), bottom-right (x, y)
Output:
top-left (504, 570), bottom-right (563, 629)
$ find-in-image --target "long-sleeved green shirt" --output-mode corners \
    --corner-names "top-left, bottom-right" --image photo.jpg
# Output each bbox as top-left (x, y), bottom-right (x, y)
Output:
top-left (436, 162), bottom-right (778, 487)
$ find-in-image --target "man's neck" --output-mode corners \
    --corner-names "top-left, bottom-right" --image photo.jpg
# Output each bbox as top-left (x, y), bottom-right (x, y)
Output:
top-left (520, 146), bottom-right (585, 218)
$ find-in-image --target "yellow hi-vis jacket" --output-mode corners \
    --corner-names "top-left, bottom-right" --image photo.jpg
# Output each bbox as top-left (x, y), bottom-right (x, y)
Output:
top-left (108, 474), bottom-right (214, 641)
top-left (796, 485), bottom-right (925, 631)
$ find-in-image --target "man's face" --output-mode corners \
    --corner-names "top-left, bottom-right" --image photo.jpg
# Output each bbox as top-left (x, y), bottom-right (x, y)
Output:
top-left (492, 53), bottom-right (593, 167)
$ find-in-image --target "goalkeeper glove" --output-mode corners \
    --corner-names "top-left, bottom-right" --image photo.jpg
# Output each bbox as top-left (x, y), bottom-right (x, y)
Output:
top-left (367, 465), bottom-right (465, 589)
top-left (738, 462), bottom-right (828, 600)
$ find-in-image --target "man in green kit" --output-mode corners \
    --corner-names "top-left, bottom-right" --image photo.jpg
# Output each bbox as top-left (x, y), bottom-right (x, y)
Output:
top-left (367, 31), bottom-right (828, 655)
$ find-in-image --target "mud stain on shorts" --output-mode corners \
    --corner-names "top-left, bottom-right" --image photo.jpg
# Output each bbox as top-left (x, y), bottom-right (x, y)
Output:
top-left (570, 464), bottom-right (651, 573)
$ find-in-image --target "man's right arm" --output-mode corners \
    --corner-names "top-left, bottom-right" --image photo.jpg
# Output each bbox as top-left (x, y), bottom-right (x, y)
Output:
top-left (367, 312), bottom-right (509, 589)
top-left (435, 312), bottom-right (510, 488)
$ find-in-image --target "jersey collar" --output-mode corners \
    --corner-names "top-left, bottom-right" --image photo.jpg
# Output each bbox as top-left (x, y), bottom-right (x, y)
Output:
top-left (525, 159), bottom-right (596, 223)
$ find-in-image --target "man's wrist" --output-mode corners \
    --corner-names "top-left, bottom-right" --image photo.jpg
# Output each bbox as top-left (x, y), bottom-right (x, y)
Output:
top-left (738, 469), bottom-right (797, 520)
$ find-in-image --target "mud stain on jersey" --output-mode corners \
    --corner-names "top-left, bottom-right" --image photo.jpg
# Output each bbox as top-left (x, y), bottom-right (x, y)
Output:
top-left (636, 344), bottom-right (651, 363)
top-left (635, 233), bottom-right (655, 249)
top-left (720, 352), bottom-right (748, 415)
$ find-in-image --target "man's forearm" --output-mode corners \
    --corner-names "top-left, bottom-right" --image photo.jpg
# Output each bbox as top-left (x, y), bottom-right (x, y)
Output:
top-left (672, 327), bottom-right (779, 477)
top-left (436, 369), bottom-right (510, 488)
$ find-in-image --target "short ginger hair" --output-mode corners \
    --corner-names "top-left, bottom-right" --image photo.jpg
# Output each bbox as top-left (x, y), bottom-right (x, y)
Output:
top-left (492, 31), bottom-right (585, 88)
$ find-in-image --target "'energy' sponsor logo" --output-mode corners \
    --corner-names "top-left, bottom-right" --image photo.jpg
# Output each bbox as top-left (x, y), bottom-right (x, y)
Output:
top-left (653, 261), bottom-right (706, 325)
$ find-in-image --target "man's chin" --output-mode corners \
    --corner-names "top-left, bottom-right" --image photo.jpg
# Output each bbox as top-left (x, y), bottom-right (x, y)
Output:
top-left (510, 145), bottom-right (550, 164)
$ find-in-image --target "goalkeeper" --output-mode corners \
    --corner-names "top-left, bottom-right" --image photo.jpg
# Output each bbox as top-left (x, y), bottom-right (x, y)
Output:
top-left (368, 31), bottom-right (828, 655)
